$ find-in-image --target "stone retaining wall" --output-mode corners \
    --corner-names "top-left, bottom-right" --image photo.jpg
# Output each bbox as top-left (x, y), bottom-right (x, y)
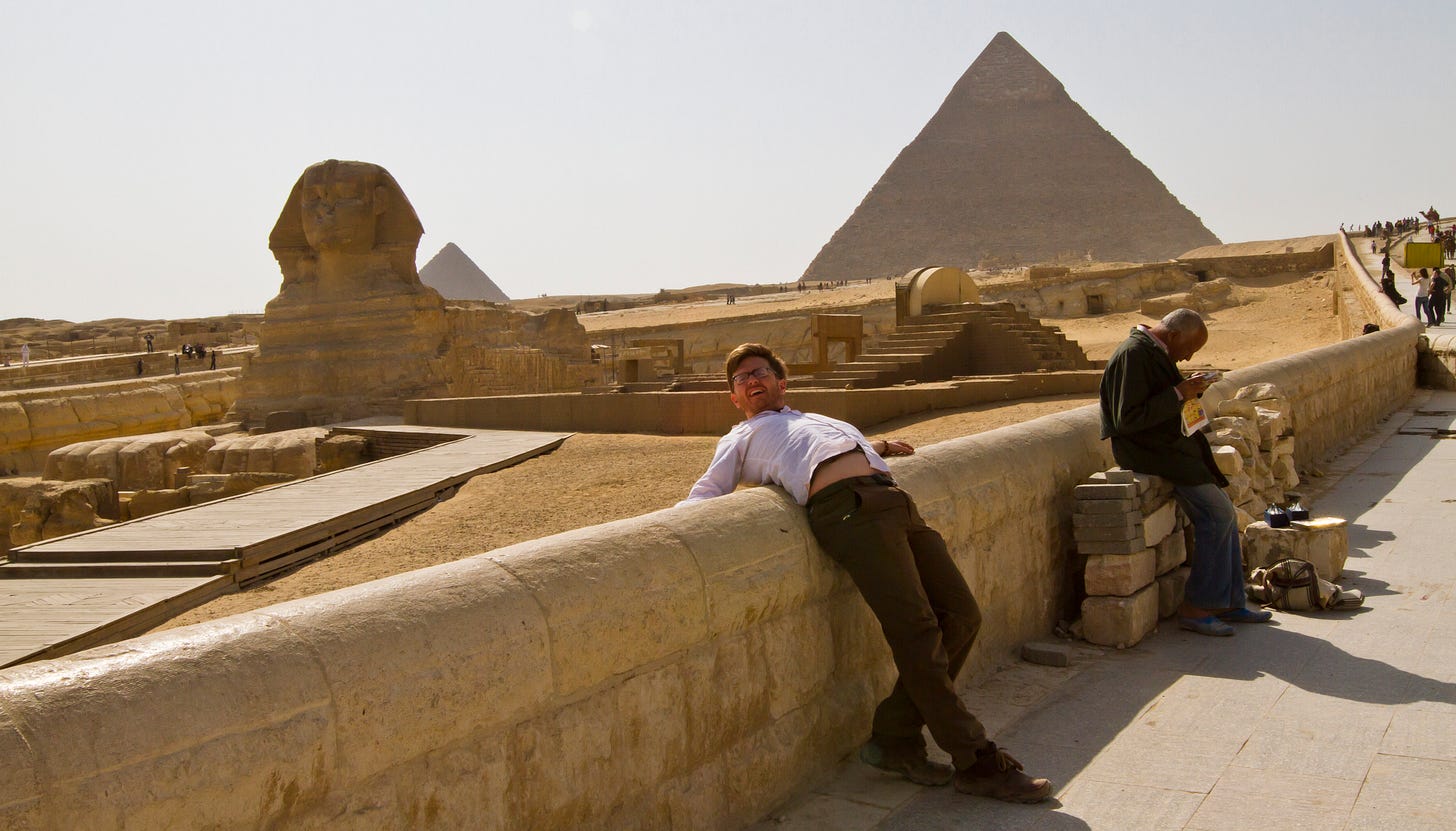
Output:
top-left (0, 370), bottom-right (241, 475)
top-left (407, 371), bottom-right (1102, 435)
top-left (0, 239), bottom-right (1421, 829)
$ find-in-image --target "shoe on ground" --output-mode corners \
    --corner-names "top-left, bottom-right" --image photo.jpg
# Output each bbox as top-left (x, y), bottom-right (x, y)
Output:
top-left (1178, 615), bottom-right (1235, 636)
top-left (1217, 606), bottom-right (1273, 624)
top-left (859, 738), bottom-right (954, 786)
top-left (953, 743), bottom-right (1053, 803)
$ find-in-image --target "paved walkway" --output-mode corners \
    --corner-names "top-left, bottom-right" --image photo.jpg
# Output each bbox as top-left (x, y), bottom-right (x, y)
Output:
top-left (750, 389), bottom-right (1456, 830)
top-left (0, 426), bottom-right (569, 667)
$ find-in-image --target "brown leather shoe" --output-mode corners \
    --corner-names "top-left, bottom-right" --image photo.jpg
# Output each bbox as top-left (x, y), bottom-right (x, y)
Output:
top-left (953, 743), bottom-right (1053, 803)
top-left (858, 738), bottom-right (955, 786)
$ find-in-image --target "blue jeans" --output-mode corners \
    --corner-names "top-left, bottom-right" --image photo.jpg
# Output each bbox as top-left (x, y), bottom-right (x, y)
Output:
top-left (1173, 482), bottom-right (1247, 611)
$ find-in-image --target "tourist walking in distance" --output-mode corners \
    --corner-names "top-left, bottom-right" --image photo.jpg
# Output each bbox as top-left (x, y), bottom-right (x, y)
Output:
top-left (680, 343), bottom-right (1052, 803)
top-left (20, 344), bottom-right (29, 367)
top-left (1430, 269), bottom-right (1449, 326)
top-left (1413, 268), bottom-right (1433, 324)
top-left (1098, 309), bottom-right (1272, 637)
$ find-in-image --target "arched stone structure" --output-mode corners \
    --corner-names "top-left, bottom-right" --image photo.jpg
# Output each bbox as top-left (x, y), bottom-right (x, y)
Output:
top-left (897, 266), bottom-right (981, 321)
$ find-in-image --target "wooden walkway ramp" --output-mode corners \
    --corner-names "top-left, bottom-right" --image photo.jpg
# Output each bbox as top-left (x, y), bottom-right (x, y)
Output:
top-left (0, 427), bottom-right (570, 667)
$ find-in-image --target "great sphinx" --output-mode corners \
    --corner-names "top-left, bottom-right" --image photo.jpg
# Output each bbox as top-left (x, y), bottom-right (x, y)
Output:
top-left (230, 160), bottom-right (453, 424)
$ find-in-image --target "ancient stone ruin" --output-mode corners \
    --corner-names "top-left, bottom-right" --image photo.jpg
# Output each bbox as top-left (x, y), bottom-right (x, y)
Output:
top-left (801, 31), bottom-right (1219, 283)
top-left (231, 160), bottom-right (595, 425)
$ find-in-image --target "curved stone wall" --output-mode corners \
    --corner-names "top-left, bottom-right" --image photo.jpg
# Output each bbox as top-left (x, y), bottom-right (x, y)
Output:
top-left (0, 239), bottom-right (1420, 829)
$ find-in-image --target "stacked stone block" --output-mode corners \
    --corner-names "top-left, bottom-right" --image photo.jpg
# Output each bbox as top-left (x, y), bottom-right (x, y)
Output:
top-left (1076, 469), bottom-right (1188, 648)
top-left (1243, 516), bottom-right (1349, 580)
top-left (1207, 382), bottom-right (1299, 524)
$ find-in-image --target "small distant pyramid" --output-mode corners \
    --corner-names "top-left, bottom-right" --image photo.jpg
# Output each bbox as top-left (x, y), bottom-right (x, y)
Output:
top-left (801, 32), bottom-right (1219, 282)
top-left (419, 243), bottom-right (509, 302)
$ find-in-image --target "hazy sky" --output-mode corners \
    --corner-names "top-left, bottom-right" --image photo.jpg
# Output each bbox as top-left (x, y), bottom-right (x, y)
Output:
top-left (4, 1), bottom-right (1451, 322)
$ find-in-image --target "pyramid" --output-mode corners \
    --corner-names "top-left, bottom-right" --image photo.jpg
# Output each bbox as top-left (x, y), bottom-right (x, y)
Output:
top-left (419, 242), bottom-right (510, 302)
top-left (801, 32), bottom-right (1219, 283)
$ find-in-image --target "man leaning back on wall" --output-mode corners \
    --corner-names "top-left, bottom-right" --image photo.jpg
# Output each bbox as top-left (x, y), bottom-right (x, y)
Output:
top-left (679, 342), bottom-right (1052, 803)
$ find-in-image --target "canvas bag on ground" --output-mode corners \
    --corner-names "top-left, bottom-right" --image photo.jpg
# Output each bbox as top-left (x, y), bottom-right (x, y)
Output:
top-left (1247, 558), bottom-right (1364, 611)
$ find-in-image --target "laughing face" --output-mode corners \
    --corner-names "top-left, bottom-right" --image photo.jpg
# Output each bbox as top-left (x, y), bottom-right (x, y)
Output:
top-left (728, 356), bottom-right (787, 417)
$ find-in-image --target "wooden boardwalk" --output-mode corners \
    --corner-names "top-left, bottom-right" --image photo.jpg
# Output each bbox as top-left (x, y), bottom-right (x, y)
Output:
top-left (0, 426), bottom-right (569, 667)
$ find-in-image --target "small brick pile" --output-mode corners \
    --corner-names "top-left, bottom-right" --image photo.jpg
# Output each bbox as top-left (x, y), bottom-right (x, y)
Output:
top-left (1074, 469), bottom-right (1191, 648)
top-left (1207, 382), bottom-right (1299, 524)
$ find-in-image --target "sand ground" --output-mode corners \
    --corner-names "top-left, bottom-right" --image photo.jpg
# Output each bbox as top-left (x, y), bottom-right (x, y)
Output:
top-left (158, 266), bottom-right (1341, 631)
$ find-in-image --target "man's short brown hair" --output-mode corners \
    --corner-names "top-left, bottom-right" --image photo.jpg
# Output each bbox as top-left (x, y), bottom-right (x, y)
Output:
top-left (724, 343), bottom-right (786, 387)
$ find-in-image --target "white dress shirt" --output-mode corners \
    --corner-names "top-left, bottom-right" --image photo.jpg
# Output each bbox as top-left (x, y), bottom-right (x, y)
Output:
top-left (679, 406), bottom-right (891, 506)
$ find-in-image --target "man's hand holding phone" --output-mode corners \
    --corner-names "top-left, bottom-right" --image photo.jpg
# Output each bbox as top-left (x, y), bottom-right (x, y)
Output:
top-left (1178, 370), bottom-right (1221, 399)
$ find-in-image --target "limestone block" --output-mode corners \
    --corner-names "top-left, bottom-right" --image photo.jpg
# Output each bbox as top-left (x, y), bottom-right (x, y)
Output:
top-left (759, 612), bottom-right (835, 720)
top-left (165, 433), bottom-right (216, 487)
top-left (1073, 511), bottom-right (1141, 530)
top-left (81, 440), bottom-right (128, 484)
top-left (268, 437), bottom-right (315, 480)
top-left (1215, 399), bottom-right (1258, 420)
top-left (677, 636), bottom-right (772, 768)
top-left (1085, 548), bottom-right (1155, 597)
top-left (1212, 444), bottom-right (1244, 475)
top-left (1142, 500), bottom-right (1178, 547)
top-left (0, 478), bottom-right (115, 545)
top-left (39, 489), bottom-right (112, 540)
top-left (1234, 506), bottom-right (1256, 532)
top-left (1272, 436), bottom-right (1295, 455)
top-left (1211, 415), bottom-right (1261, 453)
top-left (1087, 469), bottom-right (1136, 485)
top-left (1139, 489), bottom-right (1170, 513)
top-left (1209, 429), bottom-right (1253, 458)
top-left (671, 489), bottom-right (816, 636)
top-left (117, 441), bottom-right (167, 491)
top-left (1243, 518), bottom-right (1347, 579)
top-left (1078, 537), bottom-right (1146, 555)
top-left (317, 434), bottom-right (368, 473)
top-left (1154, 524), bottom-right (1187, 575)
top-left (1021, 640), bottom-right (1073, 667)
top-left (1257, 407), bottom-right (1287, 445)
top-left (185, 472), bottom-right (294, 505)
top-left (487, 514), bottom-right (707, 697)
top-left (1234, 382), bottom-right (1288, 408)
top-left (1074, 523), bottom-right (1143, 543)
top-left (0, 401), bottom-right (31, 446)
top-left (1157, 567), bottom-right (1192, 618)
top-left (1223, 470), bottom-right (1252, 504)
top-left (724, 708), bottom-right (817, 830)
top-left (129, 488), bottom-right (189, 518)
top-left (1270, 454), bottom-right (1297, 483)
top-left (1075, 498), bottom-right (1137, 515)
top-left (1074, 482), bottom-right (1137, 500)
top-left (1081, 583), bottom-right (1158, 648)
top-left (0, 614), bottom-right (334, 830)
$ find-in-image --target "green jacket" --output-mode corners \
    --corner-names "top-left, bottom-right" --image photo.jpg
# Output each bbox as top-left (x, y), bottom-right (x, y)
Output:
top-left (1098, 327), bottom-right (1226, 487)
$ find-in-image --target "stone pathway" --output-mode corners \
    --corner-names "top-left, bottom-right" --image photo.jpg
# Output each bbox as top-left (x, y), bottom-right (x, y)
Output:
top-left (748, 389), bottom-right (1456, 830)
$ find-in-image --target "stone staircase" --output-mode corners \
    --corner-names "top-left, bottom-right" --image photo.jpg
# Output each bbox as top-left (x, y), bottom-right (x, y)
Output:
top-left (809, 302), bottom-right (1095, 388)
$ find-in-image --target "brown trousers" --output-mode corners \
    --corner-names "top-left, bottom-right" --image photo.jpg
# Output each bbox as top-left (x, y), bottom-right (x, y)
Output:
top-left (806, 474), bottom-right (988, 769)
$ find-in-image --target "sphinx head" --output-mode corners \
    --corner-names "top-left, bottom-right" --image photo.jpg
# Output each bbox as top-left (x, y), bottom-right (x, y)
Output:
top-left (299, 160), bottom-right (388, 254)
top-left (269, 160), bottom-right (424, 287)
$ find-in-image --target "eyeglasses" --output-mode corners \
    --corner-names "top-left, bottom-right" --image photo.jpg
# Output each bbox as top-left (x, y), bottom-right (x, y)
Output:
top-left (731, 366), bottom-right (776, 386)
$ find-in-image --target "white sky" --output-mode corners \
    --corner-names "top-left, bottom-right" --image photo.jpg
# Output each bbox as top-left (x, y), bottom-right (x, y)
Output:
top-left (3, 0), bottom-right (1451, 322)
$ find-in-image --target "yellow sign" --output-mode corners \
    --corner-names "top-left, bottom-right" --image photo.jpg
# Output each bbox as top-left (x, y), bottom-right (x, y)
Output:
top-left (1403, 241), bottom-right (1445, 269)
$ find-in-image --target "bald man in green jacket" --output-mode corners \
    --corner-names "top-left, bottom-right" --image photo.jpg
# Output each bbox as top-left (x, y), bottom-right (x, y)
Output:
top-left (1098, 309), bottom-right (1271, 637)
